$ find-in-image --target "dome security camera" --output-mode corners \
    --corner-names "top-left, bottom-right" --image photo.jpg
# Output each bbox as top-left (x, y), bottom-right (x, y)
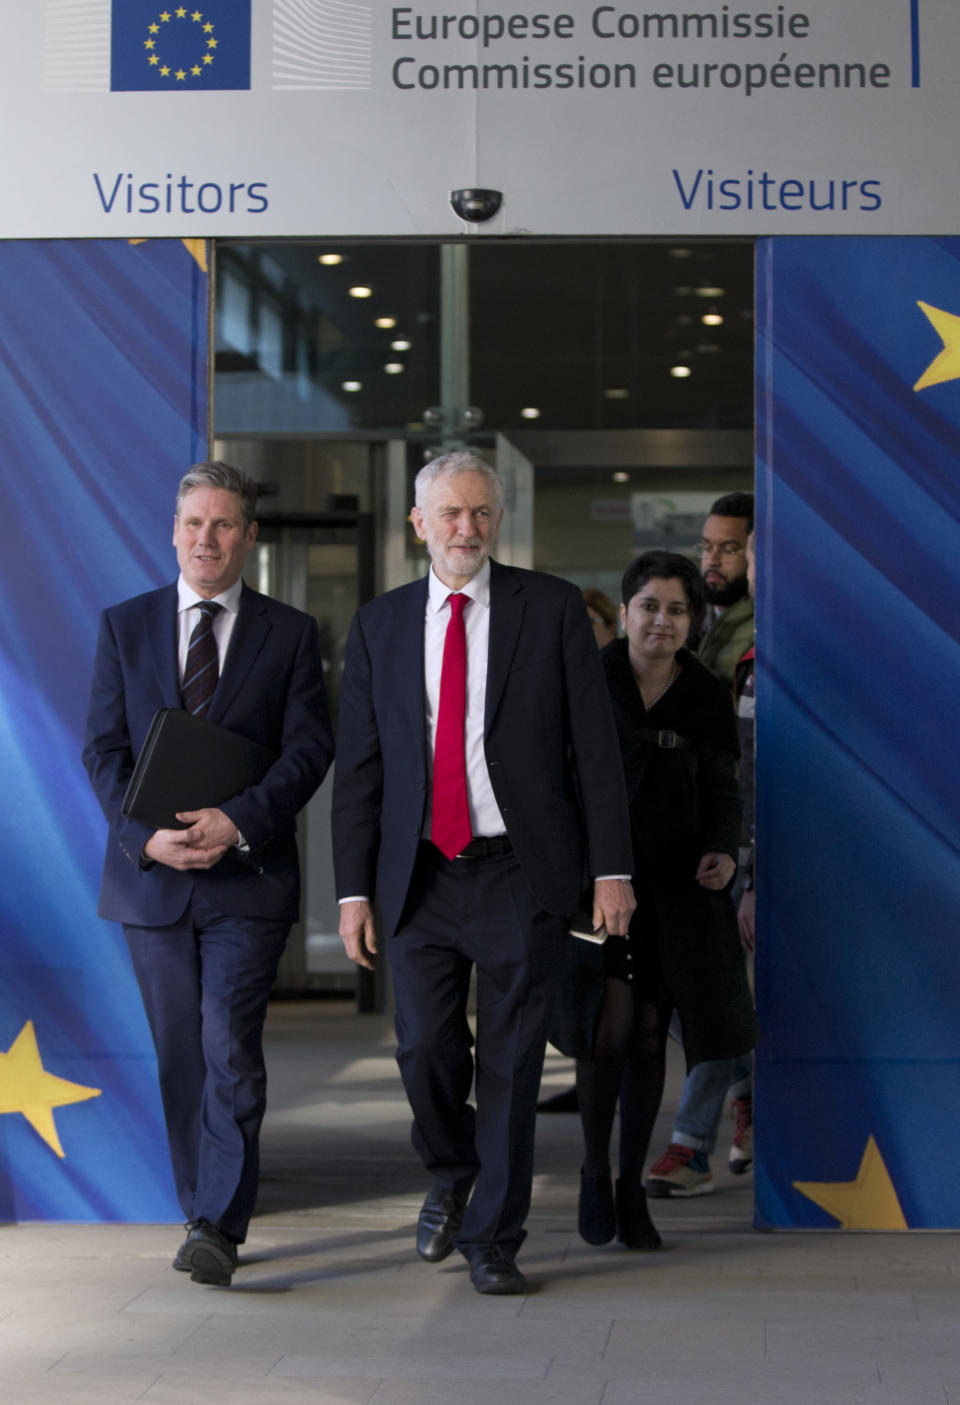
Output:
top-left (450, 189), bottom-right (503, 222)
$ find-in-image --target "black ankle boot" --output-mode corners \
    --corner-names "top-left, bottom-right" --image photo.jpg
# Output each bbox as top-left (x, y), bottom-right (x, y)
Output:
top-left (578, 1168), bottom-right (616, 1245)
top-left (615, 1178), bottom-right (662, 1250)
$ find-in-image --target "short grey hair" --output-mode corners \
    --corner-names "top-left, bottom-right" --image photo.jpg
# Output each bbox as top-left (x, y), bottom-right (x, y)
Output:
top-left (414, 451), bottom-right (503, 511)
top-left (175, 461), bottom-right (258, 529)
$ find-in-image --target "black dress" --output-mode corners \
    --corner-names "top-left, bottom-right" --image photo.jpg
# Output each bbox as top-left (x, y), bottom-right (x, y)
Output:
top-left (599, 639), bottom-right (758, 1070)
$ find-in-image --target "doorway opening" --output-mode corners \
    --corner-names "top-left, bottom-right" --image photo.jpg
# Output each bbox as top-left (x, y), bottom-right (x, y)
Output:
top-left (215, 236), bottom-right (756, 999)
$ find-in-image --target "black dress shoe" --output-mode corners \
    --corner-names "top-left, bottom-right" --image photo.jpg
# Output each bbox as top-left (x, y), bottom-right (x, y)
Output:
top-left (417, 1183), bottom-right (470, 1262)
top-left (175, 1219), bottom-right (239, 1286)
top-left (578, 1168), bottom-right (616, 1245)
top-left (469, 1246), bottom-right (528, 1296)
top-left (172, 1223), bottom-right (197, 1272)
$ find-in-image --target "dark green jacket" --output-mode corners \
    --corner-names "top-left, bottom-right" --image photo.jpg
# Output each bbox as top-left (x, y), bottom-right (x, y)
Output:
top-left (697, 594), bottom-right (755, 687)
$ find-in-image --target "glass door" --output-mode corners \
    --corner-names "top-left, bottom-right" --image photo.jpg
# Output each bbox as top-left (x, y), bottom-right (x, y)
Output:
top-left (243, 512), bottom-right (377, 1006)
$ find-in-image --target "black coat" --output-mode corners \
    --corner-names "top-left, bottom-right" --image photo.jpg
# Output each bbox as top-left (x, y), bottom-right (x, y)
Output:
top-left (601, 640), bottom-right (757, 1067)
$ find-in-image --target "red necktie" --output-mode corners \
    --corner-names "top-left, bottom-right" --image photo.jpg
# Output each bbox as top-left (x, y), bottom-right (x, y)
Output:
top-left (431, 593), bottom-right (473, 859)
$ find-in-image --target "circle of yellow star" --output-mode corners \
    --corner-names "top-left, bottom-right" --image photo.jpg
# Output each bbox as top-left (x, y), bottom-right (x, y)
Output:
top-left (144, 7), bottom-right (216, 81)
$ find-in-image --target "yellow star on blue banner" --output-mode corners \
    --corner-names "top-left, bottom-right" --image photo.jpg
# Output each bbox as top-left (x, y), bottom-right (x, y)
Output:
top-left (914, 301), bottom-right (960, 391)
top-left (0, 1021), bottom-right (101, 1158)
top-left (793, 1135), bottom-right (907, 1229)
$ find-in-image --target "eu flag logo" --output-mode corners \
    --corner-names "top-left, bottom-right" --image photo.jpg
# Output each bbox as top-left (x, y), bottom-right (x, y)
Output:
top-left (110, 3), bottom-right (251, 92)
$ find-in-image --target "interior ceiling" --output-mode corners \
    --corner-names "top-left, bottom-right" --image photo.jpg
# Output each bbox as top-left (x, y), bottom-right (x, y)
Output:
top-left (215, 239), bottom-right (755, 440)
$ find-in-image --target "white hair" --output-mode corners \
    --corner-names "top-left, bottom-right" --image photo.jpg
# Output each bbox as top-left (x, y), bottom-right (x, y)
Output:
top-left (413, 451), bottom-right (503, 510)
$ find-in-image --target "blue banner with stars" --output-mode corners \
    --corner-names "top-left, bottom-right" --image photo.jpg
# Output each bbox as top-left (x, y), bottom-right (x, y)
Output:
top-left (110, 2), bottom-right (251, 91)
top-left (754, 236), bottom-right (960, 1230)
top-left (0, 239), bottom-right (207, 1220)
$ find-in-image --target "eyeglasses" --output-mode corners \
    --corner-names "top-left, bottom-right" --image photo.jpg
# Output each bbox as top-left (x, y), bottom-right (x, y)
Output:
top-left (694, 540), bottom-right (744, 559)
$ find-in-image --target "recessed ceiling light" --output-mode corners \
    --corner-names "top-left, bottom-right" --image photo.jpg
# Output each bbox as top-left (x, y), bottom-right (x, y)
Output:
top-left (701, 310), bottom-right (724, 326)
top-left (384, 362), bottom-right (405, 375)
top-left (695, 285), bottom-right (726, 298)
top-left (391, 339), bottom-right (412, 351)
top-left (342, 380), bottom-right (362, 392)
top-left (612, 471), bottom-right (630, 483)
top-left (520, 407), bottom-right (541, 419)
top-left (318, 253), bottom-right (343, 266)
top-left (669, 248), bottom-right (694, 259)
top-left (375, 316), bottom-right (397, 329)
top-left (348, 285), bottom-right (373, 299)
top-left (603, 388), bottom-right (630, 400)
top-left (670, 365), bottom-right (693, 378)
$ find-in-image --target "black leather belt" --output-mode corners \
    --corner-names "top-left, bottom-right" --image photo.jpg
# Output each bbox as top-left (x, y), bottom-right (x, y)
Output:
top-left (636, 727), bottom-right (694, 752)
top-left (455, 834), bottom-right (513, 859)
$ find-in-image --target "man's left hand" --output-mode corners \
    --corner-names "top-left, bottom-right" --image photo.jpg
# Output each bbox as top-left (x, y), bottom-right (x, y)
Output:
top-left (695, 851), bottom-right (735, 890)
top-left (174, 808), bottom-right (240, 854)
top-left (592, 878), bottom-right (636, 937)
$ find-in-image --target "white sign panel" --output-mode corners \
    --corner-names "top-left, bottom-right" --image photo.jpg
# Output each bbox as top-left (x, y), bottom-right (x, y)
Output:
top-left (1, 0), bottom-right (955, 237)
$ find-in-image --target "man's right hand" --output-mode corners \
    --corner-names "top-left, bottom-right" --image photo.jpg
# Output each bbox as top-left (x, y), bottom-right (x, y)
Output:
top-left (142, 827), bottom-right (229, 871)
top-left (338, 899), bottom-right (378, 970)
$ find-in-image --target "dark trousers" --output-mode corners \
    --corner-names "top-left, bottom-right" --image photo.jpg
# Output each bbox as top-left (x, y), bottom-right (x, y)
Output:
top-left (123, 891), bottom-right (289, 1242)
top-left (390, 843), bottom-right (566, 1259)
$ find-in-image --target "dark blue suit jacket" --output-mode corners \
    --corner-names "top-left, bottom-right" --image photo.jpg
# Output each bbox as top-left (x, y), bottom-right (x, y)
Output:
top-left (331, 560), bottom-right (632, 938)
top-left (84, 581), bottom-right (333, 927)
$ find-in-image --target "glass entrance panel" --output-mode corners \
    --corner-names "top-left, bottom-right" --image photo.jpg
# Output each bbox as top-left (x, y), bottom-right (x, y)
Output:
top-left (243, 519), bottom-right (372, 994)
top-left (215, 239), bottom-right (753, 440)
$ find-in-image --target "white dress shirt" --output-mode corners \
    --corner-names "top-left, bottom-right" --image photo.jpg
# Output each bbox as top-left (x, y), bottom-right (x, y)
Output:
top-left (176, 575), bottom-right (244, 679)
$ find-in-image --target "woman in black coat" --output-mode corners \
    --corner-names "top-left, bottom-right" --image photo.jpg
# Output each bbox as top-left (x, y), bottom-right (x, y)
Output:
top-left (575, 551), bottom-right (758, 1250)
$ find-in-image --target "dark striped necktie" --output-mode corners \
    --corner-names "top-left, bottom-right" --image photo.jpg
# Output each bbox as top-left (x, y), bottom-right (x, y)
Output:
top-left (182, 601), bottom-right (223, 718)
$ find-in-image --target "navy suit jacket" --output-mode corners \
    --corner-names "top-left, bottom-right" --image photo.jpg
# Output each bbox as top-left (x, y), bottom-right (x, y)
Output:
top-left (331, 559), bottom-right (633, 939)
top-left (83, 581), bottom-right (334, 927)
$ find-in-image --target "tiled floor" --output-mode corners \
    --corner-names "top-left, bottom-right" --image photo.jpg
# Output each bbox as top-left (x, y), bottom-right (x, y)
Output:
top-left (3, 1001), bottom-right (959, 1404)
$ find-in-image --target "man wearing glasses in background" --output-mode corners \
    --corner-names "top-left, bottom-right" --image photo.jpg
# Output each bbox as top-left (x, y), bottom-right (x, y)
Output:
top-left (693, 492), bottom-right (755, 688)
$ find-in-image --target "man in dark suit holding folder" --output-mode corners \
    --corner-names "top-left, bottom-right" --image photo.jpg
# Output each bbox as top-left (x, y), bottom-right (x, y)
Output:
top-left (84, 461), bottom-right (333, 1287)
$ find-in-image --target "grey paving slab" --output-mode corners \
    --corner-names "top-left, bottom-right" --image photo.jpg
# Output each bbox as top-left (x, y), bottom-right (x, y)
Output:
top-left (600, 1370), bottom-right (951, 1405)
top-left (0, 1367), bottom-right (166, 1405)
top-left (142, 1382), bottom-right (377, 1405)
top-left (271, 1352), bottom-right (549, 1381)
top-left (0, 1310), bottom-right (206, 1352)
top-left (173, 1311), bottom-right (612, 1361)
top-left (767, 1319), bottom-right (960, 1367)
top-left (603, 1315), bottom-right (766, 1365)
top-left (370, 1380), bottom-right (605, 1405)
top-left (46, 1349), bottom-right (286, 1377)
top-left (914, 1290), bottom-right (960, 1319)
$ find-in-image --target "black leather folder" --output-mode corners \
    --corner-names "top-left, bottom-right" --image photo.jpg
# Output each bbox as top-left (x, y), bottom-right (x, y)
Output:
top-left (122, 708), bottom-right (276, 830)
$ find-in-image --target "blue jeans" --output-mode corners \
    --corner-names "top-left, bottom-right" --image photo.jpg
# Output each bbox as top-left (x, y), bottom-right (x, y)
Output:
top-left (672, 1053), bottom-right (753, 1155)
